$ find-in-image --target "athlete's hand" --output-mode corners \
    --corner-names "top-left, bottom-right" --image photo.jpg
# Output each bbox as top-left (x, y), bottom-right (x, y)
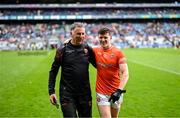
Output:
top-left (50, 94), bottom-right (58, 105)
top-left (109, 89), bottom-right (126, 103)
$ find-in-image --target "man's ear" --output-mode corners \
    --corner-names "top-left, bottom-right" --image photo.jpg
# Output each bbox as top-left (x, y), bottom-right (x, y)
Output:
top-left (70, 31), bottom-right (73, 35)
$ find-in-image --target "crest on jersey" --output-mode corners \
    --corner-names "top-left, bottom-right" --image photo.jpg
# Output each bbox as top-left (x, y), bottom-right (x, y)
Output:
top-left (110, 53), bottom-right (115, 58)
top-left (97, 52), bottom-right (102, 55)
top-left (84, 48), bottom-right (88, 54)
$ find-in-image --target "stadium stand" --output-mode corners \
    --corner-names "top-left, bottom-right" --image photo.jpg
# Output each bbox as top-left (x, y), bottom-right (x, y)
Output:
top-left (0, 3), bottom-right (180, 50)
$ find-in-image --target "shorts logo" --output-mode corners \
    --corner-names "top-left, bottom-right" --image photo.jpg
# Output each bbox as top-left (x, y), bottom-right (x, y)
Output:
top-left (97, 98), bottom-right (101, 102)
top-left (97, 97), bottom-right (108, 102)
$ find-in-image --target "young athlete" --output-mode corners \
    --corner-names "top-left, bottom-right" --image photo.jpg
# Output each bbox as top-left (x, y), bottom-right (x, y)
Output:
top-left (93, 27), bottom-right (129, 118)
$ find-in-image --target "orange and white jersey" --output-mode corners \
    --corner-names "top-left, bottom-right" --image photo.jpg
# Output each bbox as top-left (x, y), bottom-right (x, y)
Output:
top-left (93, 46), bottom-right (126, 95)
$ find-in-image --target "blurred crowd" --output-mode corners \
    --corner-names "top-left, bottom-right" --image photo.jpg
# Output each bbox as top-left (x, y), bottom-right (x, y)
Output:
top-left (0, 8), bottom-right (179, 17)
top-left (0, 22), bottom-right (180, 50)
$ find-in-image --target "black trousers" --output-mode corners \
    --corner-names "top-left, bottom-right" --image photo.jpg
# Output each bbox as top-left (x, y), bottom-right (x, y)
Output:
top-left (60, 94), bottom-right (92, 118)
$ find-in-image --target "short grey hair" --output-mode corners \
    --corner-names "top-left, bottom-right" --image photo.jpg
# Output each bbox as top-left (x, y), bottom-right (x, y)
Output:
top-left (70, 22), bottom-right (85, 31)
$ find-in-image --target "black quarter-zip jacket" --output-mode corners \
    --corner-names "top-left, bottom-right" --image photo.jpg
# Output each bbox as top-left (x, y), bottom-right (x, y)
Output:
top-left (48, 41), bottom-right (96, 97)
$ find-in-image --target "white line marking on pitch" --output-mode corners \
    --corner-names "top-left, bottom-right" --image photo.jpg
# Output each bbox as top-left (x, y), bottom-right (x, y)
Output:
top-left (128, 59), bottom-right (180, 75)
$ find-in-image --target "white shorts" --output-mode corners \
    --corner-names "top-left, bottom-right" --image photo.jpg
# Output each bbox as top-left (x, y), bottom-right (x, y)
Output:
top-left (96, 92), bottom-right (123, 109)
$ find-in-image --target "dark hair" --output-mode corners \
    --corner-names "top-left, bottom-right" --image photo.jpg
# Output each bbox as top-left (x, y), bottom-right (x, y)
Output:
top-left (98, 27), bottom-right (111, 35)
top-left (71, 22), bottom-right (85, 31)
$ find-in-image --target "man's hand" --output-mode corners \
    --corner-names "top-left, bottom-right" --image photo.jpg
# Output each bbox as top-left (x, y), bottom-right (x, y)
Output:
top-left (50, 94), bottom-right (58, 105)
top-left (50, 94), bottom-right (59, 109)
top-left (109, 89), bottom-right (126, 103)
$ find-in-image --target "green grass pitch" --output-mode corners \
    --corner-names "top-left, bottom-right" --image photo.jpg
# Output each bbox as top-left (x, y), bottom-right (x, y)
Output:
top-left (0, 48), bottom-right (180, 117)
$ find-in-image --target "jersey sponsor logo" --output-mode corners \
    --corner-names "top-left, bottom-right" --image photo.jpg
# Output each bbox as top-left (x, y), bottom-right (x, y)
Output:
top-left (97, 61), bottom-right (113, 68)
top-left (98, 52), bottom-right (115, 59)
top-left (65, 50), bottom-right (75, 53)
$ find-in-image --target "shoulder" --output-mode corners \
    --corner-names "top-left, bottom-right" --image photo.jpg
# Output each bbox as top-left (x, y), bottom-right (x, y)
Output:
top-left (83, 44), bottom-right (93, 51)
top-left (92, 46), bottom-right (101, 52)
top-left (112, 46), bottom-right (125, 58)
top-left (57, 44), bottom-right (65, 51)
top-left (83, 43), bottom-right (90, 48)
top-left (56, 43), bottom-right (68, 54)
top-left (112, 46), bottom-right (123, 53)
top-left (112, 46), bottom-right (121, 52)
